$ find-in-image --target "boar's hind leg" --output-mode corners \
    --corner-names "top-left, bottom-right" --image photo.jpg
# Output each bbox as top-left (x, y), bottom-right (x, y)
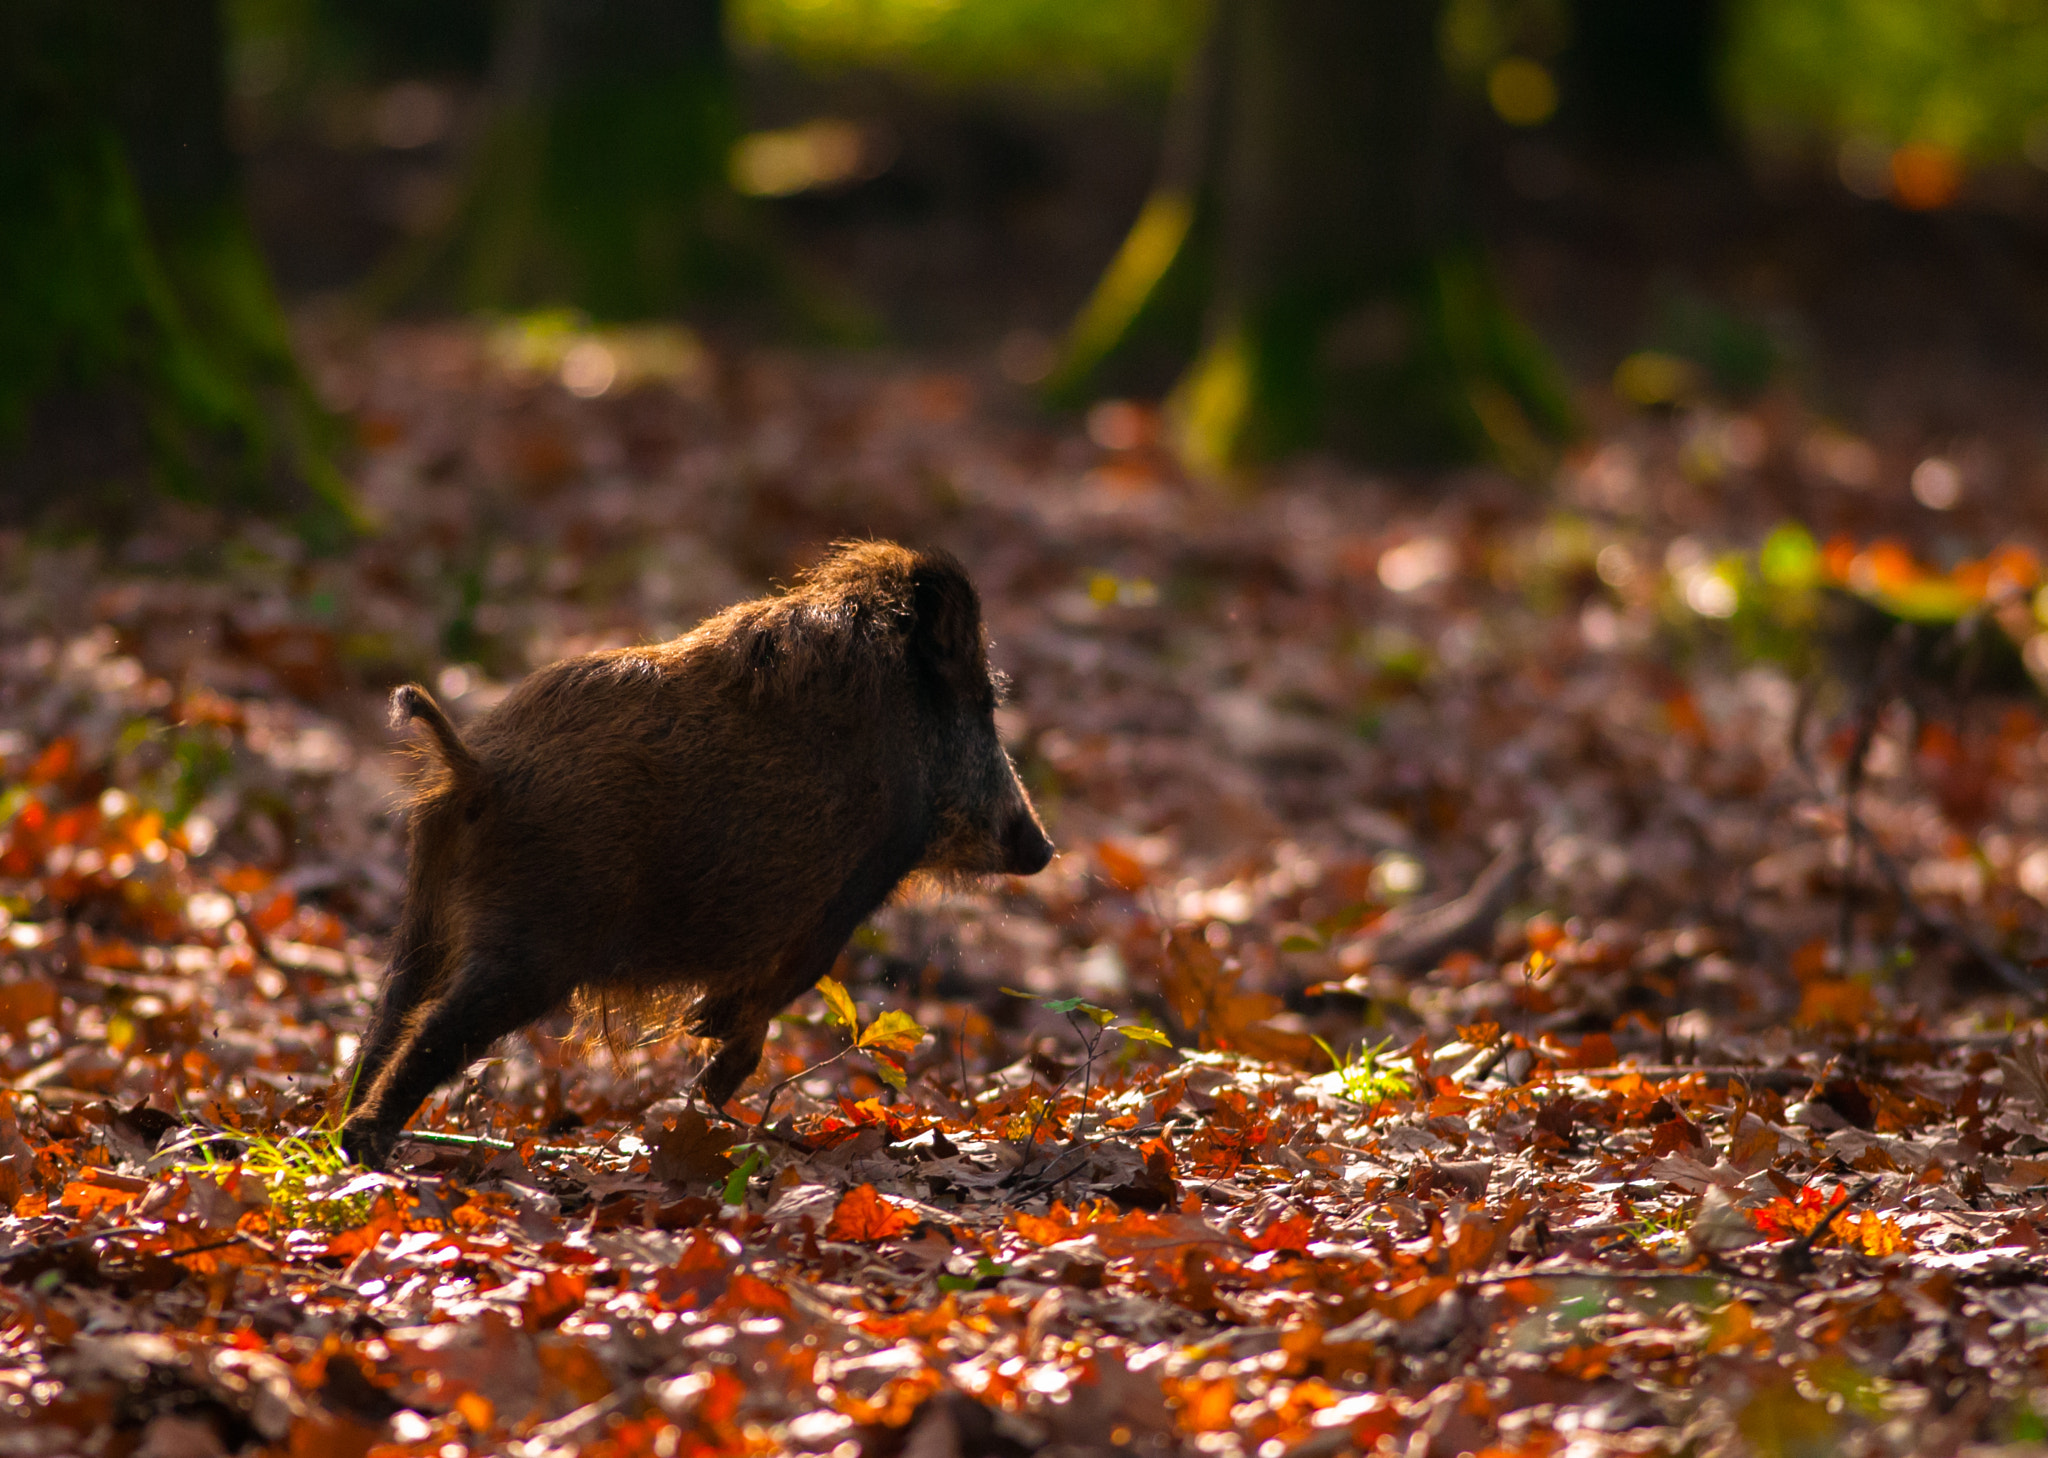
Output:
top-left (339, 955), bottom-right (562, 1164)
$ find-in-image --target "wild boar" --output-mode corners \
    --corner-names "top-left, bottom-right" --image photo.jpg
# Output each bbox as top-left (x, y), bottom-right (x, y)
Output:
top-left (338, 542), bottom-right (1051, 1166)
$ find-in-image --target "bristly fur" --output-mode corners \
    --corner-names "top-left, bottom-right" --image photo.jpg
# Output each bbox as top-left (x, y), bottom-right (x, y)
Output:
top-left (336, 541), bottom-right (1052, 1166)
top-left (570, 985), bottom-right (697, 1061)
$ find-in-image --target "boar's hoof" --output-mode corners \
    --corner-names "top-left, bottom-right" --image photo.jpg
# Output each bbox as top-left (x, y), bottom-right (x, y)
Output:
top-left (695, 1035), bottom-right (767, 1111)
top-left (338, 1121), bottom-right (398, 1170)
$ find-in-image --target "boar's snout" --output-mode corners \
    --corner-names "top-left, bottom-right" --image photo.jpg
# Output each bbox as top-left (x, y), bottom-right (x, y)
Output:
top-left (1003, 810), bottom-right (1053, 875)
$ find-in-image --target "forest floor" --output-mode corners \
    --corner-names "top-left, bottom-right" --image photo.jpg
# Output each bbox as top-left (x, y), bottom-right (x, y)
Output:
top-left (6, 318), bottom-right (2048, 1456)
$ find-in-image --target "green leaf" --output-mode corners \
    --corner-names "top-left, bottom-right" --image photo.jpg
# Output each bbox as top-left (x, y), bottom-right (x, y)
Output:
top-left (869, 1051), bottom-right (909, 1092)
top-left (1044, 996), bottom-right (1116, 1024)
top-left (1758, 522), bottom-right (1820, 590)
top-left (817, 975), bottom-right (859, 1034)
top-left (1279, 933), bottom-right (1323, 952)
top-left (856, 1008), bottom-right (928, 1055)
top-left (1115, 1024), bottom-right (1174, 1048)
top-left (722, 1144), bottom-right (764, 1206)
top-left (938, 1254), bottom-right (1010, 1291)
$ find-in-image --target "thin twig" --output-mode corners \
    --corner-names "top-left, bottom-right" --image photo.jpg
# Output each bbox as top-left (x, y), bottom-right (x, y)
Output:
top-left (1776, 1179), bottom-right (1874, 1281)
top-left (756, 1049), bottom-right (853, 1129)
top-left (397, 1129), bottom-right (596, 1159)
top-left (1468, 1264), bottom-right (1793, 1297)
top-left (1006, 1123), bottom-right (1168, 1198)
top-left (1463, 1031), bottom-right (1514, 1085)
top-left (0, 1225), bottom-right (160, 1263)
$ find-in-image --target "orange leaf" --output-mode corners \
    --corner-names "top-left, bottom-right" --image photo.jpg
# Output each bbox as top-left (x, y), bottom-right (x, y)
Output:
top-left (1159, 928), bottom-right (1318, 1066)
top-left (1705, 1300), bottom-right (1758, 1354)
top-left (0, 979), bottom-right (59, 1040)
top-left (1169, 1375), bottom-right (1238, 1433)
top-left (251, 891), bottom-right (297, 935)
top-left (1095, 840), bottom-right (1149, 893)
top-left (825, 1184), bottom-right (921, 1242)
top-left (1246, 1211), bottom-right (1317, 1253)
top-left (59, 1168), bottom-right (149, 1218)
top-left (535, 1339), bottom-right (615, 1408)
top-left (1663, 692), bottom-right (1707, 742)
top-left (287, 1411), bottom-right (379, 1458)
top-left (1551, 1343), bottom-right (1612, 1380)
top-left (454, 1392), bottom-right (494, 1432)
top-left (217, 866), bottom-right (274, 896)
top-left (26, 738), bottom-right (75, 785)
top-left (1523, 914), bottom-right (1566, 955)
top-left (839, 1369), bottom-right (941, 1427)
top-left (1558, 1031), bottom-right (1617, 1070)
top-left (1833, 1210), bottom-right (1912, 1257)
top-left (519, 1268), bottom-right (587, 1331)
top-left (1795, 979), bottom-right (1871, 1028)
top-left (714, 1272), bottom-right (794, 1316)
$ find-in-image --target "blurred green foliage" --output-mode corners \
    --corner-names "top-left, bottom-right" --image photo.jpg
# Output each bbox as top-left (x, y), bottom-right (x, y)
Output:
top-left (1726, 0), bottom-right (2048, 162)
top-left (735, 0), bottom-right (2048, 174)
top-left (1649, 292), bottom-right (1783, 399)
top-left (730, 0), bottom-right (1205, 92)
top-left (2, 0), bottom-right (355, 533)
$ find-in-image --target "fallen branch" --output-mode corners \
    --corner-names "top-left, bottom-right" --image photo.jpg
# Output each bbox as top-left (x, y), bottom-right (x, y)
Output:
top-left (1355, 831), bottom-right (1534, 974)
top-left (1861, 835), bottom-right (2044, 1001)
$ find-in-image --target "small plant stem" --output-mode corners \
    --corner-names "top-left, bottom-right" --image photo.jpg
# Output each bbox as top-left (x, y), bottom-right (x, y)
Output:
top-left (1069, 1011), bottom-right (1102, 1127)
top-left (757, 1048), bottom-right (852, 1126)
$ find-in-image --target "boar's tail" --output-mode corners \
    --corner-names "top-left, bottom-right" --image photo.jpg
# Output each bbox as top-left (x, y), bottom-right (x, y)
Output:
top-left (390, 684), bottom-right (481, 785)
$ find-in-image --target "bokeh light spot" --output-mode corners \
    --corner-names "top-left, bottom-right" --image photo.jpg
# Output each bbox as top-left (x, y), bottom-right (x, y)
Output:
top-left (1890, 143), bottom-right (1961, 210)
top-left (1910, 456), bottom-right (1963, 510)
top-left (1488, 58), bottom-right (1557, 128)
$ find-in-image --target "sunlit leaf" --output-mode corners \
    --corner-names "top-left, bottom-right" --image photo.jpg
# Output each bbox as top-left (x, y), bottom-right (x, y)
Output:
top-left (825, 1183), bottom-right (920, 1242)
top-left (1115, 1023), bottom-right (1173, 1048)
top-left (855, 1008), bottom-right (927, 1055)
top-left (1043, 996), bottom-right (1116, 1024)
top-left (722, 1145), bottom-right (764, 1205)
top-left (817, 975), bottom-right (859, 1033)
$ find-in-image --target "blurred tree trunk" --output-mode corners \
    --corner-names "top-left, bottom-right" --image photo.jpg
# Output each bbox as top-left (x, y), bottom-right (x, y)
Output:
top-left (0, 0), bottom-right (356, 534)
top-left (1567, 0), bottom-right (1724, 156)
top-left (371, 0), bottom-right (760, 318)
top-left (1050, 0), bottom-right (1571, 476)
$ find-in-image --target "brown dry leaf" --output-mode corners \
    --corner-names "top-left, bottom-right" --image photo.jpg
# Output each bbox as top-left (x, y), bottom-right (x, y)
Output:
top-left (1999, 1042), bottom-right (2048, 1116)
top-left (519, 1268), bottom-right (588, 1331)
top-left (0, 980), bottom-right (59, 1040)
top-left (648, 1109), bottom-right (737, 1186)
top-left (1159, 928), bottom-right (1318, 1066)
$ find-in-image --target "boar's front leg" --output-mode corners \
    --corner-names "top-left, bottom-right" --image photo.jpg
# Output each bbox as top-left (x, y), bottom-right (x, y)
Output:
top-left (695, 1012), bottom-right (772, 1109)
top-left (341, 922), bottom-right (442, 1118)
top-left (694, 827), bottom-right (926, 1110)
top-left (339, 953), bottom-right (564, 1166)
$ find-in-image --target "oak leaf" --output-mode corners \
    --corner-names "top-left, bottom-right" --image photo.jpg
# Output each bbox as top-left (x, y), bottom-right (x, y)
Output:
top-left (825, 1183), bottom-right (920, 1242)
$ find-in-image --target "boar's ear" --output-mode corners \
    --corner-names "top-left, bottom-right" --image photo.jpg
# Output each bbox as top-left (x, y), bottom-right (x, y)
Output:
top-left (908, 555), bottom-right (989, 703)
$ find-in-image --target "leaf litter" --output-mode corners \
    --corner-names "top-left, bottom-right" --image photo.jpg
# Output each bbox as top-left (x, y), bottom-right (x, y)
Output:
top-left (3, 323), bottom-right (2048, 1453)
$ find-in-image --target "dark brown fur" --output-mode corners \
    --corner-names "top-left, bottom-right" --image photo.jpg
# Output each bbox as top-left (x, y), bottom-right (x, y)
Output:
top-left (338, 543), bottom-right (1051, 1165)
